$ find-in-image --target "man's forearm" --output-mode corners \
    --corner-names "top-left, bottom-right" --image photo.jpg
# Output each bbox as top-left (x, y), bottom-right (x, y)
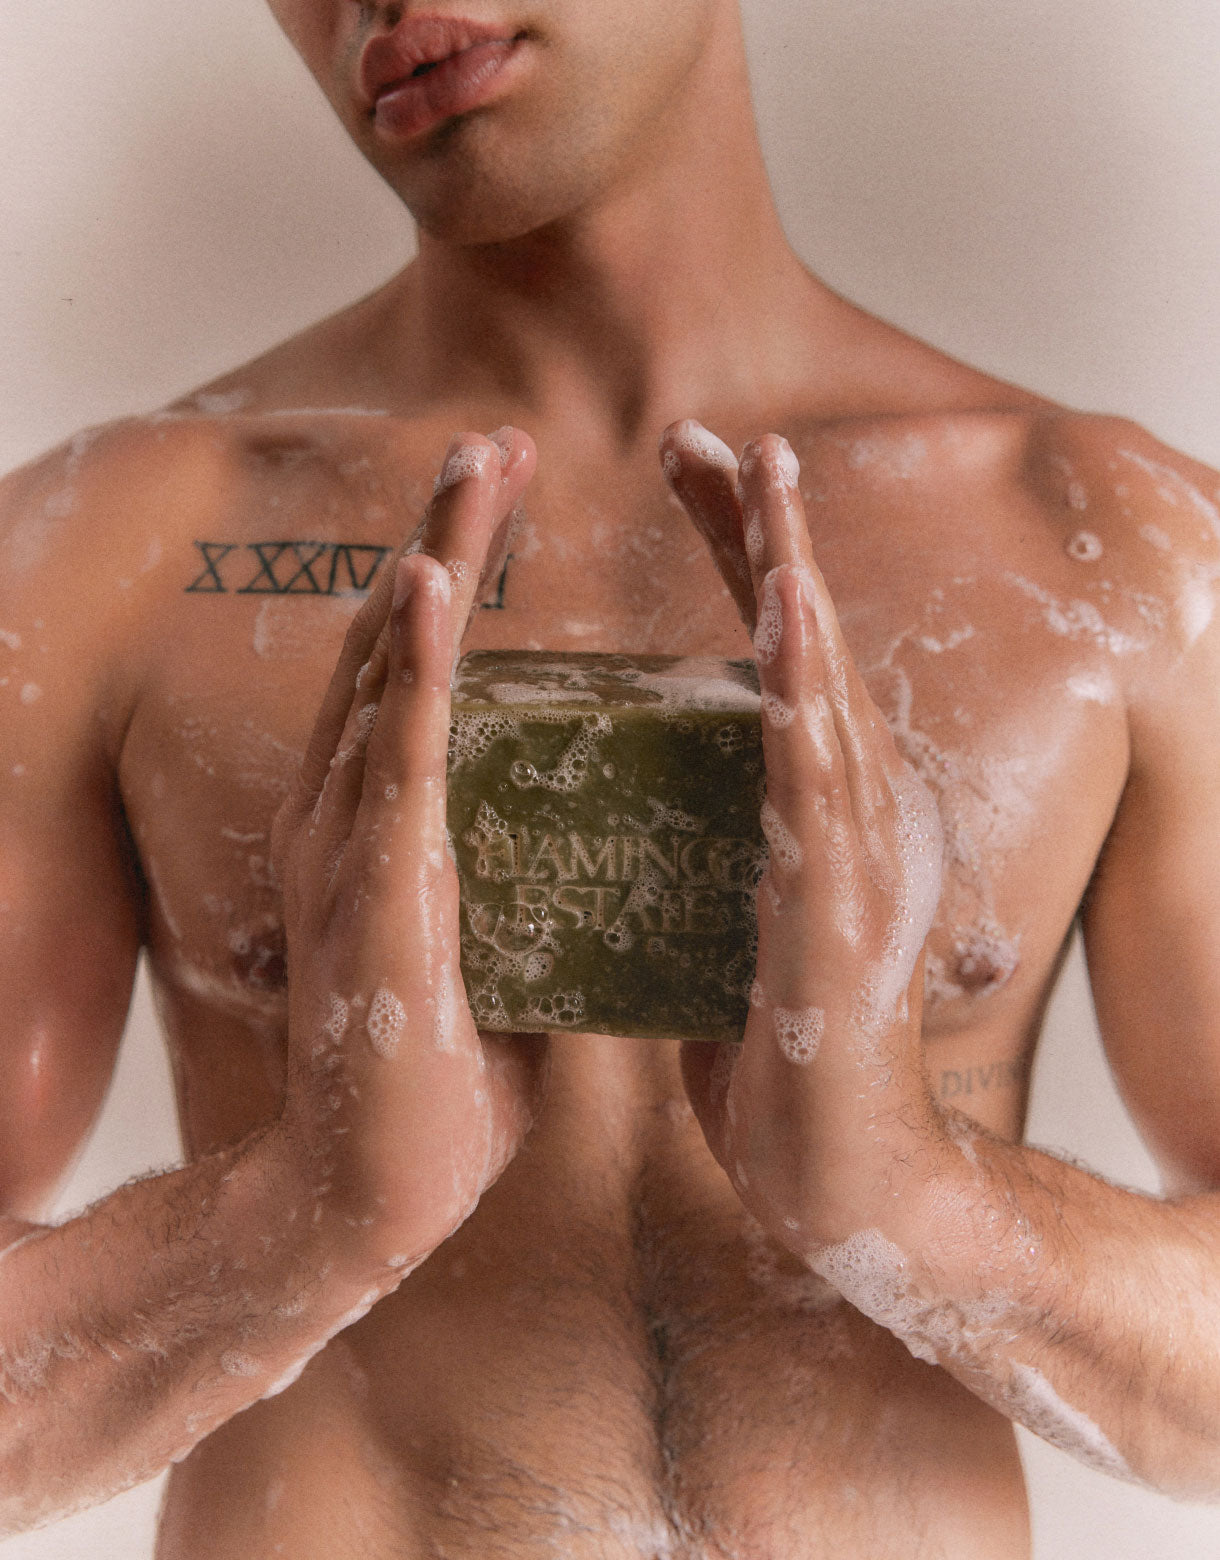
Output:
top-left (0, 1123), bottom-right (402, 1536)
top-left (810, 1108), bottom-right (1220, 1498)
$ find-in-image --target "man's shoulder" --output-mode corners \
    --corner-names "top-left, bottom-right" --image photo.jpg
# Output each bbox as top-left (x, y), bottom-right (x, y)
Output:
top-left (0, 405), bottom-right (433, 671)
top-left (0, 416), bottom-right (238, 614)
top-left (2, 402), bottom-right (431, 555)
top-left (810, 400), bottom-right (1218, 556)
top-left (1020, 410), bottom-right (1220, 606)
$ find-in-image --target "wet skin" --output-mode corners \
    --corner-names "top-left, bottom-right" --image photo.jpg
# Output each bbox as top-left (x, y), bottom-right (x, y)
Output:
top-left (7, 278), bottom-right (1219, 1553)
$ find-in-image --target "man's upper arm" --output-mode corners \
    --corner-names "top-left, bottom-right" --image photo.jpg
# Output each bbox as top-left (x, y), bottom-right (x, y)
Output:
top-left (0, 437), bottom-right (147, 1221)
top-left (1075, 423), bottom-right (1220, 1193)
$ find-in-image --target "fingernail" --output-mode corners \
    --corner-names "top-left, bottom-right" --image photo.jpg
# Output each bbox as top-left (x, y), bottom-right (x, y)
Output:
top-left (774, 438), bottom-right (801, 487)
top-left (665, 420), bottom-right (737, 474)
top-left (489, 427), bottom-right (513, 470)
top-left (434, 438), bottom-right (491, 496)
top-left (393, 556), bottom-right (416, 611)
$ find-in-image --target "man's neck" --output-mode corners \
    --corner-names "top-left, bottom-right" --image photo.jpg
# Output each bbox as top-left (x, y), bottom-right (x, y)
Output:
top-left (376, 16), bottom-right (833, 449)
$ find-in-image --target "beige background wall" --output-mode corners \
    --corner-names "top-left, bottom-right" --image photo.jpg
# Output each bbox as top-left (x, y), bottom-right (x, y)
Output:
top-left (2, 0), bottom-right (1219, 1553)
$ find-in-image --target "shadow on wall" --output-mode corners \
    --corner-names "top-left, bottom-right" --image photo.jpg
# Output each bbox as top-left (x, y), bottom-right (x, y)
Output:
top-left (9, 0), bottom-right (411, 452)
top-left (742, 0), bottom-right (1220, 454)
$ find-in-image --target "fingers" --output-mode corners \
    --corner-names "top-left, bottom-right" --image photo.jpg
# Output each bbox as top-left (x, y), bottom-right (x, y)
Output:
top-left (415, 429), bottom-right (536, 664)
top-left (737, 435), bottom-right (897, 826)
top-left (736, 434), bottom-right (809, 590)
top-left (659, 420), bottom-right (755, 628)
top-left (362, 552), bottom-right (455, 841)
top-left (284, 428), bottom-right (536, 836)
top-left (754, 567), bottom-right (869, 983)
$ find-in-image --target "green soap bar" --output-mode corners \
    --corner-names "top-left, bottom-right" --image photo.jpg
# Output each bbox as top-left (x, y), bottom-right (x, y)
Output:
top-left (447, 651), bottom-right (766, 1042)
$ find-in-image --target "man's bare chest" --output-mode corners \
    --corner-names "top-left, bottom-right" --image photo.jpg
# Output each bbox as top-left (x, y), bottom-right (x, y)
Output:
top-left (116, 425), bottom-right (1129, 1150)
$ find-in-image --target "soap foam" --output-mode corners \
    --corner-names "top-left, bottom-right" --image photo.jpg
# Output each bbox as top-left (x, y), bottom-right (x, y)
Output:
top-left (667, 421), bottom-right (738, 474)
top-left (322, 994), bottom-right (349, 1046)
top-left (810, 1229), bottom-right (931, 1354)
top-left (630, 658), bottom-right (760, 712)
top-left (761, 691), bottom-right (795, 728)
top-left (220, 1350), bottom-right (262, 1379)
top-left (1065, 531), bottom-right (1103, 563)
top-left (1006, 1364), bottom-right (1132, 1479)
top-left (367, 987), bottom-right (407, 1059)
top-left (509, 713), bottom-right (611, 793)
top-left (753, 573), bottom-right (784, 665)
top-left (773, 442), bottom-right (801, 487)
top-left (434, 444), bottom-right (490, 494)
top-left (432, 966), bottom-right (459, 1054)
top-left (1177, 575), bottom-right (1215, 646)
top-left (487, 682), bottom-right (596, 705)
top-left (1065, 671), bottom-right (1113, 705)
top-left (449, 711), bottom-right (520, 769)
top-left (744, 511), bottom-right (766, 566)
top-left (1002, 573), bottom-right (1145, 656)
top-left (520, 989), bottom-right (585, 1027)
top-left (773, 1005), bottom-right (825, 1065)
top-left (743, 1214), bottom-right (841, 1313)
top-left (1139, 523), bottom-right (1172, 552)
top-left (760, 798), bottom-right (802, 871)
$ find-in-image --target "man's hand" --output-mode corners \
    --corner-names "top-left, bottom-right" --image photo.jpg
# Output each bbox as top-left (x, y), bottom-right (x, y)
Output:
top-left (661, 421), bottom-right (945, 1246)
top-left (272, 428), bottom-right (549, 1271)
top-left (658, 418), bottom-right (1220, 1499)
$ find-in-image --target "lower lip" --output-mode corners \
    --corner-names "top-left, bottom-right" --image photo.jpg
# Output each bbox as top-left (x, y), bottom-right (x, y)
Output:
top-left (373, 39), bottom-right (525, 140)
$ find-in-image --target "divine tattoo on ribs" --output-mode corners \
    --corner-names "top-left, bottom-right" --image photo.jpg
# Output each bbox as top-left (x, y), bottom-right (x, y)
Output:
top-left (939, 1058), bottom-right (1027, 1101)
top-left (185, 541), bottom-right (513, 605)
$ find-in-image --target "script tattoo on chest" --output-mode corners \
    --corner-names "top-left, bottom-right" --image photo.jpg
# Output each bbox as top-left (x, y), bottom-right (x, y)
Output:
top-left (186, 541), bottom-right (513, 606)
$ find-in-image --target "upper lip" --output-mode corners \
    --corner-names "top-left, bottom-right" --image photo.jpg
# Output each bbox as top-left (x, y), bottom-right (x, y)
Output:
top-left (358, 14), bottom-right (521, 113)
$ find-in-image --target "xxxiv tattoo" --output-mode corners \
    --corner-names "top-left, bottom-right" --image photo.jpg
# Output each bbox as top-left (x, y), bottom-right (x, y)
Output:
top-left (186, 541), bottom-right (512, 607)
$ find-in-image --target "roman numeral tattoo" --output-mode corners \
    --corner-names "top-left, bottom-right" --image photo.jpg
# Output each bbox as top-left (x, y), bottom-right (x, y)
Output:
top-left (186, 542), bottom-right (515, 607)
top-left (186, 541), bottom-right (391, 596)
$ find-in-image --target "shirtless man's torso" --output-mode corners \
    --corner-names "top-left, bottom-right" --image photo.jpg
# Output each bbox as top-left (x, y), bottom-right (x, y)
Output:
top-left (4, 2), bottom-right (1220, 1556)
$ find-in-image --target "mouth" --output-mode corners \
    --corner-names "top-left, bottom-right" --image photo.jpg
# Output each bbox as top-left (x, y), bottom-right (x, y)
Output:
top-left (359, 15), bottom-right (531, 140)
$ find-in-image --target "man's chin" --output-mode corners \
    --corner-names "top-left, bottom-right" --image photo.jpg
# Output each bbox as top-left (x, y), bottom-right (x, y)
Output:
top-left (370, 113), bottom-right (601, 248)
top-left (397, 172), bottom-right (578, 249)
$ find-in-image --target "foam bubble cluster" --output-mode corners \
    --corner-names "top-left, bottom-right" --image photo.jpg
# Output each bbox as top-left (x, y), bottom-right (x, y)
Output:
top-left (523, 951), bottom-right (554, 982)
top-left (521, 990), bottom-right (585, 1027)
top-left (745, 511), bottom-right (765, 566)
top-left (449, 711), bottom-right (520, 769)
top-left (323, 994), bottom-right (349, 1045)
top-left (773, 1005), bottom-right (825, 1065)
top-left (367, 986), bottom-right (407, 1059)
top-left (761, 691), bottom-right (795, 728)
top-left (435, 444), bottom-right (489, 494)
top-left (760, 798), bottom-right (802, 871)
top-left (508, 713), bottom-right (611, 793)
top-left (810, 1229), bottom-right (948, 1362)
top-left (753, 573), bottom-right (784, 664)
top-left (667, 421), bottom-right (737, 473)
